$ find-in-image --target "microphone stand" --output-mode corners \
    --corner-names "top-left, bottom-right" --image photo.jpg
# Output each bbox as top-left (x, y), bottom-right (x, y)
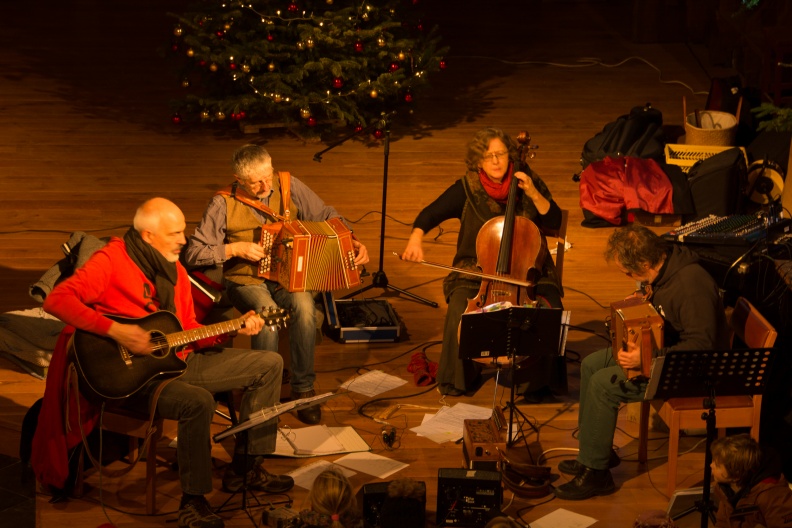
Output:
top-left (313, 112), bottom-right (438, 307)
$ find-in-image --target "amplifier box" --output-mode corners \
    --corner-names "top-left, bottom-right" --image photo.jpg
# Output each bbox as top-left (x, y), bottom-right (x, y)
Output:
top-left (322, 293), bottom-right (400, 343)
top-left (436, 468), bottom-right (502, 526)
top-left (361, 480), bottom-right (426, 528)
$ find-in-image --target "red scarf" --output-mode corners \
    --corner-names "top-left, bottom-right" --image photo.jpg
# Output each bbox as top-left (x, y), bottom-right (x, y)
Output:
top-left (479, 163), bottom-right (514, 203)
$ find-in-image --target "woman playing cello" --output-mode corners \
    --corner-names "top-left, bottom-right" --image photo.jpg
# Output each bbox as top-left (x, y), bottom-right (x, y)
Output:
top-left (400, 128), bottom-right (564, 397)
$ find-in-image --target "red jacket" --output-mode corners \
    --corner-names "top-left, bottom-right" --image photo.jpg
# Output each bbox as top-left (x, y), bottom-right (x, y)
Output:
top-left (31, 238), bottom-right (223, 490)
top-left (579, 156), bottom-right (675, 226)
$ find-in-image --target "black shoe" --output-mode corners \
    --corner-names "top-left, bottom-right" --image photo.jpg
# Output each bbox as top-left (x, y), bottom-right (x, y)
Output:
top-left (292, 389), bottom-right (321, 425)
top-left (553, 466), bottom-right (616, 500)
top-left (179, 496), bottom-right (224, 528)
top-left (222, 465), bottom-right (295, 494)
top-left (558, 450), bottom-right (621, 475)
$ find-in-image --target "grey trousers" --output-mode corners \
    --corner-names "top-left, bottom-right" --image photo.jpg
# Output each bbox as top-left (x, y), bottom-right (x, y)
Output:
top-left (576, 347), bottom-right (646, 470)
top-left (126, 347), bottom-right (283, 495)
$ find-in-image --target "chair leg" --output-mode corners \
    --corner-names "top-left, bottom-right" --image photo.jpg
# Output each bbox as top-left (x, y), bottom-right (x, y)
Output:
top-left (667, 412), bottom-right (681, 497)
top-left (145, 434), bottom-right (158, 515)
top-left (638, 401), bottom-right (650, 464)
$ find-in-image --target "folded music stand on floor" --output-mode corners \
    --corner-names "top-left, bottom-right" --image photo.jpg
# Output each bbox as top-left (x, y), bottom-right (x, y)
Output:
top-left (646, 347), bottom-right (776, 528)
top-left (459, 307), bottom-right (564, 450)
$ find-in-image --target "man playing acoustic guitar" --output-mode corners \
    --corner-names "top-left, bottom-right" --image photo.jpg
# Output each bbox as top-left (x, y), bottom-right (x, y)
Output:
top-left (32, 197), bottom-right (293, 528)
top-left (554, 224), bottom-right (731, 501)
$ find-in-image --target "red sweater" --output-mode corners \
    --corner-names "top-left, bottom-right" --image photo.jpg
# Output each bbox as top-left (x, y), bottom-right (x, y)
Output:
top-left (31, 238), bottom-right (223, 489)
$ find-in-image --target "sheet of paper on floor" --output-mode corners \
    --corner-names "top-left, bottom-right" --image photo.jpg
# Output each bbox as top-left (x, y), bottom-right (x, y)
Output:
top-left (286, 460), bottom-right (356, 490)
top-left (339, 369), bottom-right (407, 397)
top-left (333, 452), bottom-right (409, 480)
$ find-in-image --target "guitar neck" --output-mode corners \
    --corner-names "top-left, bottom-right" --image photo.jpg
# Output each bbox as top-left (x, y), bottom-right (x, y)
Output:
top-left (166, 317), bottom-right (245, 348)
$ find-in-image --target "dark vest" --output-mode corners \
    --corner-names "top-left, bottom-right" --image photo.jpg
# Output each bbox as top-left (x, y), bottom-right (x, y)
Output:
top-left (222, 172), bottom-right (298, 285)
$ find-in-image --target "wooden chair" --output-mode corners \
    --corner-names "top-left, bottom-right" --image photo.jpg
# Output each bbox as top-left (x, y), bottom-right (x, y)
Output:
top-left (542, 208), bottom-right (569, 284)
top-left (74, 382), bottom-right (170, 515)
top-left (637, 296), bottom-right (778, 497)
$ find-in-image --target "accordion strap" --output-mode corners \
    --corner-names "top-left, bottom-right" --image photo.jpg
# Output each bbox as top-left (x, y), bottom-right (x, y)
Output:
top-left (216, 174), bottom-right (292, 223)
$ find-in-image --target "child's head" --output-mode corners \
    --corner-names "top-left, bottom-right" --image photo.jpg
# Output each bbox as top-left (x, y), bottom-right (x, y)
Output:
top-left (710, 434), bottom-right (761, 487)
top-left (307, 467), bottom-right (358, 527)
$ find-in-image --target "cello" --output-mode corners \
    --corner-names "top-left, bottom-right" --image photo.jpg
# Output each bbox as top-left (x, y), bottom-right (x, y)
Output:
top-left (465, 131), bottom-right (546, 313)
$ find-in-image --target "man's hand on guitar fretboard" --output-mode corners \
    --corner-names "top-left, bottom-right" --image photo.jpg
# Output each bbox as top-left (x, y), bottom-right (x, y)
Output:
top-left (238, 310), bottom-right (265, 336)
top-left (106, 321), bottom-right (153, 356)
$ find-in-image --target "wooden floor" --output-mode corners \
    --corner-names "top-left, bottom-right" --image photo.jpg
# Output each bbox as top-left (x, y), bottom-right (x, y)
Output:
top-left (0, 1), bottom-right (729, 526)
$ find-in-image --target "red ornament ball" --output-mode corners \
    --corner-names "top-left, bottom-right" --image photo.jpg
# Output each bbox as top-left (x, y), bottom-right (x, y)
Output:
top-left (354, 124), bottom-right (364, 133)
top-left (238, 111), bottom-right (246, 119)
top-left (171, 114), bottom-right (182, 124)
top-left (404, 93), bottom-right (413, 103)
top-left (332, 78), bottom-right (343, 89)
top-left (354, 41), bottom-right (363, 53)
top-left (439, 59), bottom-right (447, 70)
top-left (389, 62), bottom-right (400, 72)
top-left (307, 117), bottom-right (317, 127)
top-left (215, 30), bottom-right (224, 38)
top-left (229, 63), bottom-right (237, 70)
top-left (373, 129), bottom-right (385, 139)
top-left (267, 33), bottom-right (274, 42)
top-left (288, 2), bottom-right (298, 12)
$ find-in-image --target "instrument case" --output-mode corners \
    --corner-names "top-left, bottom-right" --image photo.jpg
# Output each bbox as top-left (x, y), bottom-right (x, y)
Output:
top-left (322, 292), bottom-right (400, 343)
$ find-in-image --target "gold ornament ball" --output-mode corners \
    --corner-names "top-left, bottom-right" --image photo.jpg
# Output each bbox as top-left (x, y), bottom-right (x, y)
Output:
top-left (273, 93), bottom-right (283, 103)
top-left (200, 110), bottom-right (210, 120)
top-left (306, 38), bottom-right (315, 49)
top-left (173, 26), bottom-right (183, 37)
top-left (209, 63), bottom-right (218, 72)
top-left (326, 0), bottom-right (333, 4)
top-left (241, 63), bottom-right (250, 73)
top-left (398, 52), bottom-right (406, 61)
top-left (224, 23), bottom-right (231, 30)
top-left (268, 62), bottom-right (276, 72)
top-left (300, 108), bottom-right (311, 118)
top-left (186, 48), bottom-right (195, 58)
top-left (370, 89), bottom-right (378, 98)
top-left (181, 78), bottom-right (191, 88)
top-left (377, 37), bottom-right (385, 47)
top-left (296, 41), bottom-right (304, 50)
top-left (216, 111), bottom-right (226, 120)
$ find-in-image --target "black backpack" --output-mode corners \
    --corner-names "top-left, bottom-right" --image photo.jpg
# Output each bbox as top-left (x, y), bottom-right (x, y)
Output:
top-left (578, 103), bottom-right (666, 174)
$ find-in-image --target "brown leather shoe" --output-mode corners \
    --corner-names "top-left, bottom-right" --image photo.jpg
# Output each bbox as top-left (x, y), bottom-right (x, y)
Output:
top-left (292, 389), bottom-right (321, 425)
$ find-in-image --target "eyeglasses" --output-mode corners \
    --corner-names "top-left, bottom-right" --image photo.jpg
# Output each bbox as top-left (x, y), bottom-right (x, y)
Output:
top-left (481, 150), bottom-right (509, 163)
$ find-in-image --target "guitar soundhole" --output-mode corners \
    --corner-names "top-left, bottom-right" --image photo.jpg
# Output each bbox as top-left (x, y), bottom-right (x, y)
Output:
top-left (149, 330), bottom-right (169, 358)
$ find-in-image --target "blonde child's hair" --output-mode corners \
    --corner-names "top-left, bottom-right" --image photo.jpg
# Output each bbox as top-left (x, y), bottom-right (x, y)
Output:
top-left (307, 467), bottom-right (357, 528)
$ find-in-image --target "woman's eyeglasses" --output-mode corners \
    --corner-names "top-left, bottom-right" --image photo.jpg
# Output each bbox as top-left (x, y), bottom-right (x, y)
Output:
top-left (481, 150), bottom-right (509, 163)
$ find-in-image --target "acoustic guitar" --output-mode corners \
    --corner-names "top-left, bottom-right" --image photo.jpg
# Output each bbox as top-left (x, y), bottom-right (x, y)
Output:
top-left (69, 307), bottom-right (289, 400)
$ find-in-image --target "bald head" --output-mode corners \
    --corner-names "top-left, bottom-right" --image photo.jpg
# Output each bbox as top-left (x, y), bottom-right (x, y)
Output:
top-left (134, 198), bottom-right (187, 262)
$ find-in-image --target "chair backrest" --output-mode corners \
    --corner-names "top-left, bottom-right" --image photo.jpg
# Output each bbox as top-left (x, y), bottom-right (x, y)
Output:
top-left (541, 209), bottom-right (568, 284)
top-left (730, 296), bottom-right (778, 349)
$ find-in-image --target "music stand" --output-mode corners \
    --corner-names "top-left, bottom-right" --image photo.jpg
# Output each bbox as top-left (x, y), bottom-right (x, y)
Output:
top-left (646, 347), bottom-right (776, 528)
top-left (212, 393), bottom-right (339, 524)
top-left (459, 307), bottom-right (564, 449)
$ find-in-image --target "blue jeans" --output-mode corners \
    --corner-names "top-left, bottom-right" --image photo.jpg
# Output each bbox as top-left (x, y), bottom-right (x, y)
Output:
top-left (576, 348), bottom-right (646, 470)
top-left (125, 347), bottom-right (282, 496)
top-left (225, 279), bottom-right (316, 393)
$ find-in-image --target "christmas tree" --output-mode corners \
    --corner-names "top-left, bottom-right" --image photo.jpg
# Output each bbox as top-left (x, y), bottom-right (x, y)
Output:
top-left (168, 0), bottom-right (448, 135)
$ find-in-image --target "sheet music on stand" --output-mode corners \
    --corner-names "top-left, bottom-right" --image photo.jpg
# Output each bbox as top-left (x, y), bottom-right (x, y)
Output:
top-left (459, 306), bottom-right (568, 359)
top-left (213, 392), bottom-right (340, 442)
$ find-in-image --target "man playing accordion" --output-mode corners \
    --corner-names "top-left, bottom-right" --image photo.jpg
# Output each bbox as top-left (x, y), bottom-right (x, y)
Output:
top-left (553, 224), bottom-right (730, 501)
top-left (185, 144), bottom-right (369, 425)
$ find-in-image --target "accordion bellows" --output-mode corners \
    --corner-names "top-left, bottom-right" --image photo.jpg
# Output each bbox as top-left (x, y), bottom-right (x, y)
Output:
top-left (259, 218), bottom-right (362, 292)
